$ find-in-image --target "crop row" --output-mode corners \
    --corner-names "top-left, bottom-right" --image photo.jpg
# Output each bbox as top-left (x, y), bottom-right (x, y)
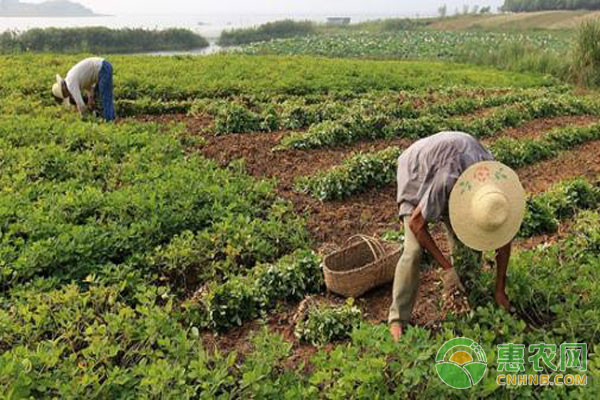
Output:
top-left (519, 178), bottom-right (600, 237)
top-left (280, 95), bottom-right (600, 149)
top-left (186, 249), bottom-right (324, 331)
top-left (2, 54), bottom-right (553, 104)
top-left (110, 87), bottom-right (560, 129)
top-left (209, 88), bottom-right (561, 135)
top-left (297, 122), bottom-right (600, 201)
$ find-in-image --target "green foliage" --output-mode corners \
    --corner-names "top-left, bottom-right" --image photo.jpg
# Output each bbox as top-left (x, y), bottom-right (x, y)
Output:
top-left (281, 92), bottom-right (591, 150)
top-left (571, 18), bottom-right (600, 87)
top-left (519, 178), bottom-right (600, 237)
top-left (218, 19), bottom-right (315, 46)
top-left (296, 147), bottom-right (401, 201)
top-left (2, 53), bottom-right (599, 399)
top-left (4, 214), bottom-right (599, 398)
top-left (239, 29), bottom-right (573, 81)
top-left (0, 54), bottom-right (552, 102)
top-left (294, 299), bottom-right (363, 346)
top-left (0, 27), bottom-right (208, 54)
top-left (492, 122), bottom-right (600, 168)
top-left (240, 30), bottom-right (569, 61)
top-left (0, 114), bottom-right (309, 292)
top-left (214, 102), bottom-right (262, 134)
top-left (146, 201), bottom-right (308, 295)
top-left (0, 280), bottom-right (239, 398)
top-left (115, 98), bottom-right (193, 116)
top-left (237, 328), bottom-right (295, 398)
top-left (379, 18), bottom-right (430, 31)
top-left (190, 250), bottom-right (324, 331)
top-left (456, 39), bottom-right (570, 80)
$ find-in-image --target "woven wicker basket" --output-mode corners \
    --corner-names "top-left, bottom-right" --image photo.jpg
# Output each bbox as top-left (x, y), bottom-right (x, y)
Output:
top-left (322, 235), bottom-right (401, 298)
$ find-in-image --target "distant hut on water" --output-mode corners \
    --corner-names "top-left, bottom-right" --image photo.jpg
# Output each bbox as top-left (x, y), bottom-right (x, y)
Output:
top-left (326, 17), bottom-right (351, 25)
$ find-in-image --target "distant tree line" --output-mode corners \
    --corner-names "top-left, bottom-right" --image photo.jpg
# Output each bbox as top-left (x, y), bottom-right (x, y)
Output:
top-left (0, 27), bottom-right (209, 54)
top-left (502, 0), bottom-right (600, 12)
top-left (218, 20), bottom-right (314, 46)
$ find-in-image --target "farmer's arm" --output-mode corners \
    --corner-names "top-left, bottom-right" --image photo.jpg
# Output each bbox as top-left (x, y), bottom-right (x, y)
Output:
top-left (66, 81), bottom-right (87, 115)
top-left (408, 205), bottom-right (452, 271)
top-left (494, 242), bottom-right (513, 312)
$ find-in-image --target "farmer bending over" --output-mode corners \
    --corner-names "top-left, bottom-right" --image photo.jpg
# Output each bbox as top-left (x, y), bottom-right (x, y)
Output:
top-left (52, 57), bottom-right (115, 121)
top-left (389, 131), bottom-right (525, 341)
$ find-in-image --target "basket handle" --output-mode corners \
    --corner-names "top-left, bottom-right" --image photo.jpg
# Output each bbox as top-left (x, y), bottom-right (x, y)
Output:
top-left (347, 234), bottom-right (386, 261)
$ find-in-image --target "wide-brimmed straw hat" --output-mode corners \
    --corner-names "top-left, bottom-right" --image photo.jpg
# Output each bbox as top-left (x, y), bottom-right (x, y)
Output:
top-left (52, 74), bottom-right (69, 104)
top-left (449, 161), bottom-right (526, 251)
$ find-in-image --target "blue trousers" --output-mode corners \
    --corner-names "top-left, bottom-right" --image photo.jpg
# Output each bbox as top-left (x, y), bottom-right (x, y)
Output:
top-left (94, 60), bottom-right (115, 121)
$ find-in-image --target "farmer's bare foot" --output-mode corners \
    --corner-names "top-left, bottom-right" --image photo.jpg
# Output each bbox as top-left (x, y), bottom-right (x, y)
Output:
top-left (494, 291), bottom-right (515, 313)
top-left (389, 322), bottom-right (403, 342)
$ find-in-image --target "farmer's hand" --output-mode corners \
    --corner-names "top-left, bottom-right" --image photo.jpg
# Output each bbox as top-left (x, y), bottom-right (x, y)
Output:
top-left (441, 267), bottom-right (465, 295)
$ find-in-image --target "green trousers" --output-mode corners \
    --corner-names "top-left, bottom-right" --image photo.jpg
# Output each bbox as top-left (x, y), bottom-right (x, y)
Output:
top-left (388, 216), bottom-right (458, 324)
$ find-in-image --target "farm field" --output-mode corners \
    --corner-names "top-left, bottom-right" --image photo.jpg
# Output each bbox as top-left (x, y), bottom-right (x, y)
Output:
top-left (1, 53), bottom-right (599, 398)
top-left (239, 30), bottom-right (571, 60)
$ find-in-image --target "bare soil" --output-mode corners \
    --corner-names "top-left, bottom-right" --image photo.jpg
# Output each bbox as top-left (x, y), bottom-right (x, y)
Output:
top-left (519, 140), bottom-right (600, 194)
top-left (499, 115), bottom-right (599, 140)
top-left (200, 132), bottom-right (413, 190)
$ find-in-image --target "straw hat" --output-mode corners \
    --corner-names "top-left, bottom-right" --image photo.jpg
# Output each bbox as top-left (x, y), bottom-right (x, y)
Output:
top-left (449, 161), bottom-right (525, 251)
top-left (52, 74), bottom-right (69, 105)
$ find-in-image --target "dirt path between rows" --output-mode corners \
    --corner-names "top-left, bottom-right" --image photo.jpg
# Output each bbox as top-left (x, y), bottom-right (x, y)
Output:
top-left (201, 132), bottom-right (413, 191)
top-left (489, 115), bottom-right (598, 141)
top-left (519, 140), bottom-right (600, 194)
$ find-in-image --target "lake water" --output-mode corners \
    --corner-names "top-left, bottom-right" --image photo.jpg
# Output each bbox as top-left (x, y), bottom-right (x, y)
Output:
top-left (0, 13), bottom-right (425, 54)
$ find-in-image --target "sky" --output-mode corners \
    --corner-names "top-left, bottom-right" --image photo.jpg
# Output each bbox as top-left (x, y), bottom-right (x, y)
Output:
top-left (28, 0), bottom-right (505, 16)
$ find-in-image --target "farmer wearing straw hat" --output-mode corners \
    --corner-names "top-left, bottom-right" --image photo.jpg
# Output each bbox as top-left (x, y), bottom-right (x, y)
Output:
top-left (52, 57), bottom-right (115, 122)
top-left (389, 131), bottom-right (525, 342)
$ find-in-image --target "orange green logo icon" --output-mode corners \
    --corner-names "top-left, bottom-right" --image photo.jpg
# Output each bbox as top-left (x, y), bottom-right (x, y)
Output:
top-left (435, 337), bottom-right (487, 389)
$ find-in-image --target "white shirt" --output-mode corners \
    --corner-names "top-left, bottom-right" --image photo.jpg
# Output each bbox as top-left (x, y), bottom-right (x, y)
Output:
top-left (65, 57), bottom-right (104, 111)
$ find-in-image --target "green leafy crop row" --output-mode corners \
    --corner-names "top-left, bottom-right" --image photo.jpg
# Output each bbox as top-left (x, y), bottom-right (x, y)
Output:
top-left (186, 250), bottom-right (324, 331)
top-left (211, 89), bottom-right (546, 135)
top-left (298, 122), bottom-right (600, 200)
top-left (294, 298), bottom-right (363, 346)
top-left (191, 87), bottom-right (550, 135)
top-left (519, 178), bottom-right (600, 237)
top-left (0, 54), bottom-right (551, 103)
top-left (280, 94), bottom-right (600, 149)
